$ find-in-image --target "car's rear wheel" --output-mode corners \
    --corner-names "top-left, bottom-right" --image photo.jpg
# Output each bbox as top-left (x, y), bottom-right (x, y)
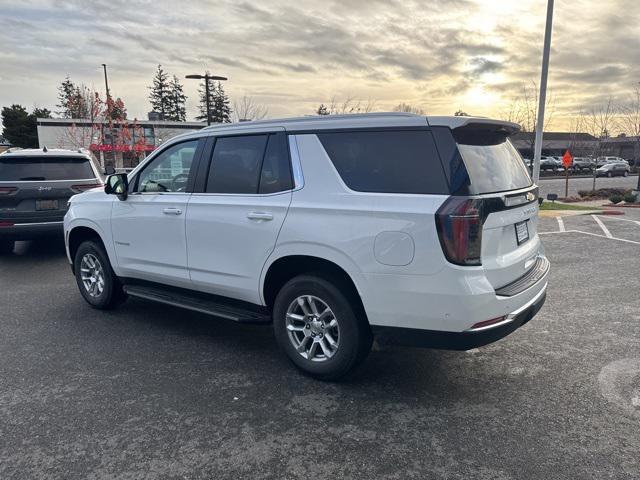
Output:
top-left (273, 274), bottom-right (372, 380)
top-left (0, 240), bottom-right (14, 254)
top-left (623, 171), bottom-right (629, 177)
top-left (607, 172), bottom-right (613, 177)
top-left (74, 240), bottom-right (126, 309)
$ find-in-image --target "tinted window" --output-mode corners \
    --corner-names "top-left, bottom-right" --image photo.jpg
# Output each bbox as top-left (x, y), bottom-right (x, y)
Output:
top-left (259, 134), bottom-right (293, 194)
top-left (317, 130), bottom-right (449, 194)
top-left (137, 140), bottom-right (198, 192)
top-left (0, 156), bottom-right (95, 181)
top-left (453, 125), bottom-right (532, 194)
top-left (206, 135), bottom-right (268, 194)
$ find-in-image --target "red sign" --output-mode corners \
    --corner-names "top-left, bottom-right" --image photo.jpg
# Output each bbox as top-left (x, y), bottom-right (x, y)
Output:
top-left (562, 150), bottom-right (573, 168)
top-left (89, 143), bottom-right (155, 153)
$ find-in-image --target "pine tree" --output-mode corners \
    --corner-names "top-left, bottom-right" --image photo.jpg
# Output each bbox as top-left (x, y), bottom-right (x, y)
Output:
top-left (167, 75), bottom-right (187, 121)
top-left (197, 77), bottom-right (231, 124)
top-left (148, 64), bottom-right (171, 119)
top-left (316, 104), bottom-right (329, 115)
top-left (57, 76), bottom-right (76, 117)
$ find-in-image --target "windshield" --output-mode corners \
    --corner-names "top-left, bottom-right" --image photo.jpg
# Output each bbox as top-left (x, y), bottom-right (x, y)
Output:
top-left (0, 156), bottom-right (95, 181)
top-left (453, 128), bottom-right (533, 195)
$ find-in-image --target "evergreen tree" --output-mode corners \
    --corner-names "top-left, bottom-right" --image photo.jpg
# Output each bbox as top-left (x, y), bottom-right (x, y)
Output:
top-left (57, 76), bottom-right (75, 117)
top-left (1, 105), bottom-right (51, 148)
top-left (316, 104), bottom-right (330, 115)
top-left (197, 77), bottom-right (231, 124)
top-left (148, 65), bottom-right (171, 119)
top-left (167, 75), bottom-right (187, 121)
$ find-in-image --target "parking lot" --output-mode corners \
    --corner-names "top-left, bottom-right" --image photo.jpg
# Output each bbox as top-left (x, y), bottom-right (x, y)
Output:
top-left (1, 212), bottom-right (639, 479)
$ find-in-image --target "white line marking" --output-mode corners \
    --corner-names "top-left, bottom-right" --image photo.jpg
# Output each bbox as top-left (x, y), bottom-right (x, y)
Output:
top-left (598, 215), bottom-right (640, 226)
top-left (556, 216), bottom-right (565, 232)
top-left (538, 229), bottom-right (640, 245)
top-left (592, 215), bottom-right (613, 238)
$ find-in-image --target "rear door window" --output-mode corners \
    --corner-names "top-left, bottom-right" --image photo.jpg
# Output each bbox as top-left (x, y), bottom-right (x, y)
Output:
top-left (206, 135), bottom-right (268, 194)
top-left (0, 156), bottom-right (95, 181)
top-left (317, 130), bottom-right (449, 194)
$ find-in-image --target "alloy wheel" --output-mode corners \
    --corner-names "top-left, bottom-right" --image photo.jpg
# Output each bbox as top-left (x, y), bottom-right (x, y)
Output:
top-left (285, 295), bottom-right (340, 362)
top-left (80, 253), bottom-right (105, 298)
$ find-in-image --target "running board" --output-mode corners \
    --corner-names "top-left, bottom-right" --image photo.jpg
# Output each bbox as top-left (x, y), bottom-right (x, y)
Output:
top-left (122, 284), bottom-right (271, 324)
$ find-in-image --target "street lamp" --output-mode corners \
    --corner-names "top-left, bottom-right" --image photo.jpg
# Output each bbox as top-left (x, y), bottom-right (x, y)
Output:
top-left (185, 73), bottom-right (228, 126)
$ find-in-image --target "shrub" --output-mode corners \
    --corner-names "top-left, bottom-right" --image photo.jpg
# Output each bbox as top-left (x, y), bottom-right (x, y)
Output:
top-left (579, 188), bottom-right (628, 200)
top-left (623, 191), bottom-right (637, 204)
top-left (609, 194), bottom-right (623, 204)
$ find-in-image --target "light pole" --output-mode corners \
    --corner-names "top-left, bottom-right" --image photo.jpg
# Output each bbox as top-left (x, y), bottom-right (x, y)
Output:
top-left (185, 73), bottom-right (228, 126)
top-left (101, 64), bottom-right (116, 167)
top-left (532, 0), bottom-right (555, 184)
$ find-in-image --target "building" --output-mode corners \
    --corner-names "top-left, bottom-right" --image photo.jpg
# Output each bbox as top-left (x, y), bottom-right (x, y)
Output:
top-left (512, 131), bottom-right (640, 164)
top-left (0, 136), bottom-right (11, 154)
top-left (36, 117), bottom-right (206, 169)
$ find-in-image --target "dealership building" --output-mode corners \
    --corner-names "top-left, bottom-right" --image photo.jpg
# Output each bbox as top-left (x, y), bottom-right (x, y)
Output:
top-left (36, 117), bottom-right (206, 169)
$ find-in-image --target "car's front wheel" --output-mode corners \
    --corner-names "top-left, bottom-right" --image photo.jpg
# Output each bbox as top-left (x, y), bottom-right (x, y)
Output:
top-left (0, 240), bottom-right (14, 254)
top-left (273, 274), bottom-right (372, 380)
top-left (74, 240), bottom-right (126, 309)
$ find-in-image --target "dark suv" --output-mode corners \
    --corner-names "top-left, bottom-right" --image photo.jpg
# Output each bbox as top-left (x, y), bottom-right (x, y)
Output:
top-left (0, 148), bottom-right (103, 253)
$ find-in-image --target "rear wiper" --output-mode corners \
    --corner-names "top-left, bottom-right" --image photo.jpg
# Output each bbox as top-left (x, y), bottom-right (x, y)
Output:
top-left (19, 176), bottom-right (46, 180)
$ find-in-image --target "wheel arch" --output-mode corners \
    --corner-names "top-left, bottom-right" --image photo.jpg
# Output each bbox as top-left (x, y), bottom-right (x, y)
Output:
top-left (261, 253), bottom-right (369, 324)
top-left (67, 223), bottom-right (110, 269)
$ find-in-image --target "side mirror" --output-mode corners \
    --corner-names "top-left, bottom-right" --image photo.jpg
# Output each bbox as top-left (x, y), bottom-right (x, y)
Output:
top-left (105, 173), bottom-right (129, 200)
top-left (104, 166), bottom-right (116, 176)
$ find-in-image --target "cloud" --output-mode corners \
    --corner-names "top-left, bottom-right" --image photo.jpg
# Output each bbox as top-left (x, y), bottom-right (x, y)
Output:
top-left (0, 0), bottom-right (637, 129)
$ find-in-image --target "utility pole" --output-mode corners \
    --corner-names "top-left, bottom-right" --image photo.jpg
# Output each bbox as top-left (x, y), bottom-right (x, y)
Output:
top-left (532, 0), bottom-right (555, 183)
top-left (186, 72), bottom-right (228, 126)
top-left (101, 64), bottom-right (116, 167)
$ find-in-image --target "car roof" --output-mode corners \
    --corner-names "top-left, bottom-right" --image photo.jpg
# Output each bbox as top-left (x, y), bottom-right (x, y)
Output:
top-left (198, 112), bottom-right (520, 135)
top-left (0, 148), bottom-right (93, 160)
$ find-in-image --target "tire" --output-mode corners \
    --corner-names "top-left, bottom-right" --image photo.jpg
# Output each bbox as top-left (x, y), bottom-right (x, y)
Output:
top-left (0, 240), bottom-right (14, 254)
top-left (73, 240), bottom-right (126, 309)
top-left (273, 274), bottom-right (372, 380)
top-left (624, 171), bottom-right (629, 177)
top-left (607, 172), bottom-right (612, 178)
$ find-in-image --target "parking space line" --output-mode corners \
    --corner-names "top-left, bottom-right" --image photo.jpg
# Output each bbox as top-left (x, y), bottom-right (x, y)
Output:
top-left (556, 216), bottom-right (565, 232)
top-left (539, 229), bottom-right (640, 245)
top-left (592, 215), bottom-right (613, 238)
top-left (598, 215), bottom-right (640, 227)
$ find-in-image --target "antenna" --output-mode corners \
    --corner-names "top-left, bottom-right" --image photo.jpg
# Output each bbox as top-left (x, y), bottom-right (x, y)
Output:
top-left (42, 146), bottom-right (48, 153)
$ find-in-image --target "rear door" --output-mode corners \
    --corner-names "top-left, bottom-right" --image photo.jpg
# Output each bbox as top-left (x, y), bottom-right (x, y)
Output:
top-left (186, 131), bottom-right (293, 304)
top-left (0, 155), bottom-right (100, 226)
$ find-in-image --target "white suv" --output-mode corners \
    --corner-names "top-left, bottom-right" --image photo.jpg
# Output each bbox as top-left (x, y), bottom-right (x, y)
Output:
top-left (64, 113), bottom-right (549, 379)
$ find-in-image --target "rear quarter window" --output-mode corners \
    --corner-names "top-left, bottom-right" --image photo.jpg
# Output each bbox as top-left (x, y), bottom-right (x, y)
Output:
top-left (317, 130), bottom-right (449, 194)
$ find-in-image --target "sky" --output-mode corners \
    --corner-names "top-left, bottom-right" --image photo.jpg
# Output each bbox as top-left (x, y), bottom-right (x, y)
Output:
top-left (0, 0), bottom-right (638, 131)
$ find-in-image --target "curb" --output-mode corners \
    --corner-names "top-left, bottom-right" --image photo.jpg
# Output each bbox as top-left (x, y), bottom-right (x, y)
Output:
top-left (600, 209), bottom-right (625, 215)
top-left (601, 204), bottom-right (640, 209)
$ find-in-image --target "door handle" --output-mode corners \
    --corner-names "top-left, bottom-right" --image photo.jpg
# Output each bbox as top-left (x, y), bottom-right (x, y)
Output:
top-left (247, 211), bottom-right (273, 221)
top-left (163, 207), bottom-right (183, 215)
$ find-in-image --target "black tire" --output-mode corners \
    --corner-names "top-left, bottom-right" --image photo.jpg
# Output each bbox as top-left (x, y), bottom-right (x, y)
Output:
top-left (0, 240), bottom-right (14, 254)
top-left (273, 274), bottom-right (372, 381)
top-left (73, 240), bottom-right (126, 309)
top-left (623, 171), bottom-right (629, 177)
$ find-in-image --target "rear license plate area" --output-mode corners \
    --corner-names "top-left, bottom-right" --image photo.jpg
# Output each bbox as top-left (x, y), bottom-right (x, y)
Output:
top-left (515, 220), bottom-right (529, 245)
top-left (36, 199), bottom-right (59, 211)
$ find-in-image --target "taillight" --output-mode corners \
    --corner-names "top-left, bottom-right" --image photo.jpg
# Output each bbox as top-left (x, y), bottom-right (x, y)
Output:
top-left (71, 183), bottom-right (102, 194)
top-left (0, 222), bottom-right (14, 227)
top-left (0, 187), bottom-right (17, 195)
top-left (435, 197), bottom-right (484, 266)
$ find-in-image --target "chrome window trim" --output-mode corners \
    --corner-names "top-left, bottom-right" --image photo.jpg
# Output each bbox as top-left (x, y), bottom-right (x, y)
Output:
top-left (9, 221), bottom-right (64, 226)
top-left (288, 134), bottom-right (304, 191)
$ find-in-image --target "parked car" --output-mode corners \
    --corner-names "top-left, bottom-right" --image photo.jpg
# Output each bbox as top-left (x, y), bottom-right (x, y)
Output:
top-left (571, 157), bottom-right (595, 172)
top-left (596, 156), bottom-right (627, 167)
top-left (64, 113), bottom-right (549, 379)
top-left (0, 148), bottom-right (103, 254)
top-left (595, 162), bottom-right (631, 177)
top-left (540, 156), bottom-right (560, 171)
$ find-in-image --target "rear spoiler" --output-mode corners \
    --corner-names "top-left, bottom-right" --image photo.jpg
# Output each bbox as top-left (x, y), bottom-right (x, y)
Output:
top-left (427, 116), bottom-right (521, 136)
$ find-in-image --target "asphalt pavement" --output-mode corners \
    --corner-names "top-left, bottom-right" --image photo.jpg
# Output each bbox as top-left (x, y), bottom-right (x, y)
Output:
top-left (1, 219), bottom-right (639, 479)
top-left (538, 174), bottom-right (638, 198)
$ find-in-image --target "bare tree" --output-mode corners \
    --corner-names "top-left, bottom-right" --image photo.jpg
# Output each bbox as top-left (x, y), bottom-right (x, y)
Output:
top-left (315, 96), bottom-right (377, 115)
top-left (585, 96), bottom-right (616, 190)
top-left (619, 83), bottom-right (640, 186)
top-left (393, 103), bottom-right (426, 115)
top-left (232, 96), bottom-right (269, 122)
top-left (506, 82), bottom-right (556, 157)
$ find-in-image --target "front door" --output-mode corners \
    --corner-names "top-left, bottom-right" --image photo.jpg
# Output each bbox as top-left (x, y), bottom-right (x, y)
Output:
top-left (186, 132), bottom-right (293, 303)
top-left (111, 139), bottom-right (202, 286)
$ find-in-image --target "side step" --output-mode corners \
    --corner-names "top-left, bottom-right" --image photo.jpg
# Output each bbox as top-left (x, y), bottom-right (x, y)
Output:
top-left (123, 284), bottom-right (271, 324)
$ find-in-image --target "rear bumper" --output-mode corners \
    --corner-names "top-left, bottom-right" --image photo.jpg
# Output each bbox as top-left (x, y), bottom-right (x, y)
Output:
top-left (0, 221), bottom-right (64, 240)
top-left (374, 283), bottom-right (547, 350)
